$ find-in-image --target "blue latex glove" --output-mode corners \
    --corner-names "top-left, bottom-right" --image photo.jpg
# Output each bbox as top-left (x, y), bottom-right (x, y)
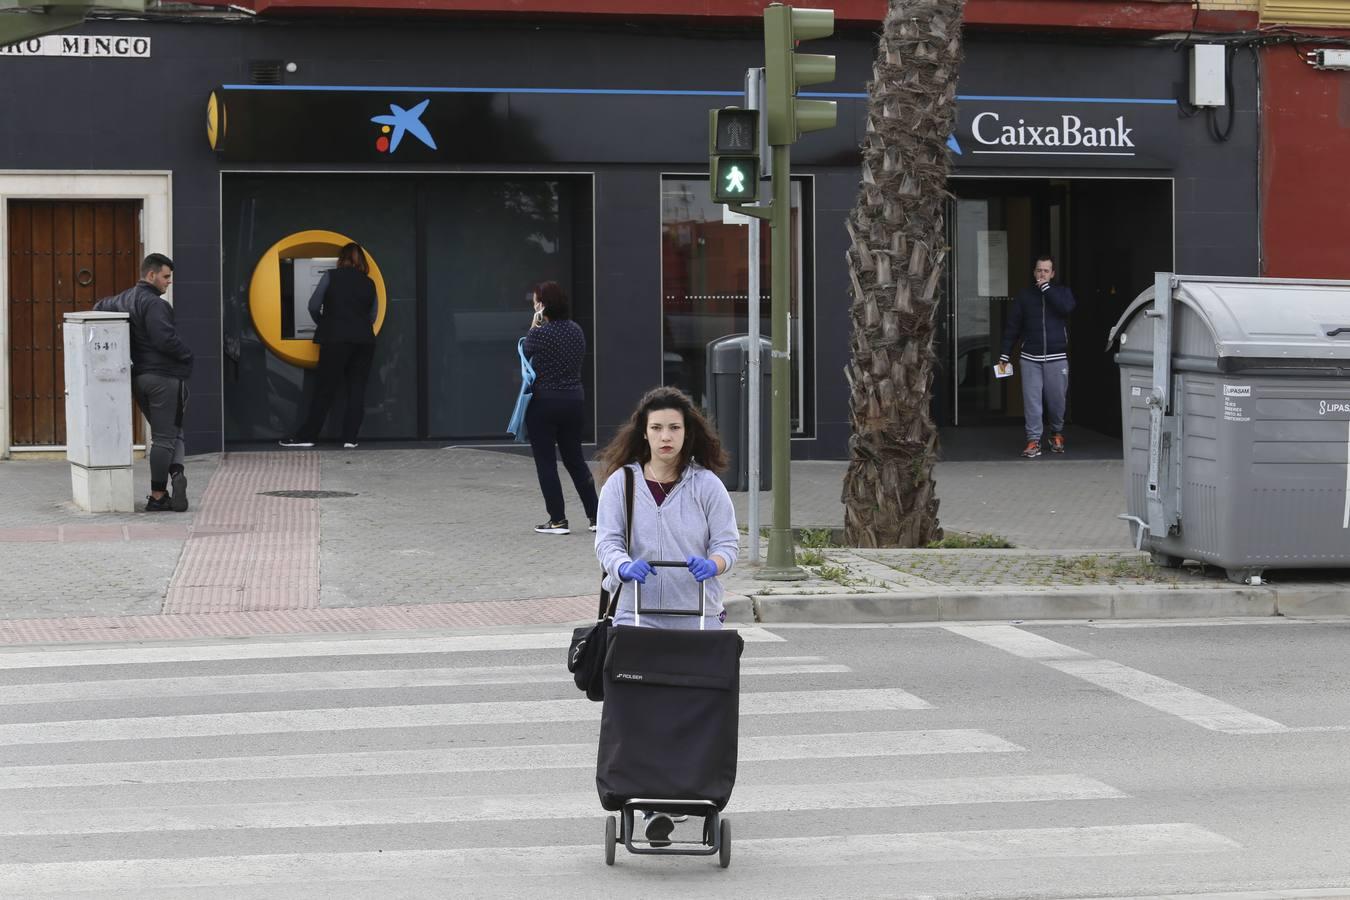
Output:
top-left (618, 560), bottom-right (654, 584)
top-left (686, 555), bottom-right (719, 582)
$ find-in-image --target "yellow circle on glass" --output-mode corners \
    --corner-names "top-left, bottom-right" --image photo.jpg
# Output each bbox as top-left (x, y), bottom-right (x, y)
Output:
top-left (247, 229), bottom-right (387, 369)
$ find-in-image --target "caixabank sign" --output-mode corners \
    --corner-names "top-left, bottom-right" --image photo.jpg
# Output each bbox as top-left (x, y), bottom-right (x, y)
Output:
top-left (949, 97), bottom-right (1180, 169)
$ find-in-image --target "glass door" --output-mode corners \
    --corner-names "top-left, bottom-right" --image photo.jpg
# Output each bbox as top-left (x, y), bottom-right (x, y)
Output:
top-left (947, 180), bottom-right (1063, 425)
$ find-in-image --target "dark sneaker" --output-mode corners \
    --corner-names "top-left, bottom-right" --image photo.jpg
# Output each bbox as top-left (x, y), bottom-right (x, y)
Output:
top-left (588, 519), bottom-right (597, 533)
top-left (1049, 433), bottom-right (1066, 454)
top-left (1021, 440), bottom-right (1042, 459)
top-left (534, 519), bottom-right (570, 535)
top-left (279, 438), bottom-right (314, 448)
top-left (144, 494), bottom-right (173, 512)
top-left (169, 470), bottom-right (189, 512)
top-left (644, 813), bottom-right (675, 848)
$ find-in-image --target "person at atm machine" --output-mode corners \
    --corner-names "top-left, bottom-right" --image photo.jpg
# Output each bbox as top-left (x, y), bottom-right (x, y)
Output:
top-left (998, 255), bottom-right (1077, 459)
top-left (93, 253), bottom-right (193, 513)
top-left (280, 243), bottom-right (378, 450)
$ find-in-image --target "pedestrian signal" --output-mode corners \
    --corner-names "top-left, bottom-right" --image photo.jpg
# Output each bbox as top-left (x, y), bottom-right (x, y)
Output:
top-left (708, 107), bottom-right (761, 204)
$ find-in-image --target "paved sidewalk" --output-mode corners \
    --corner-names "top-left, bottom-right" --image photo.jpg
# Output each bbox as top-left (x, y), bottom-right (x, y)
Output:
top-left (0, 447), bottom-right (1344, 643)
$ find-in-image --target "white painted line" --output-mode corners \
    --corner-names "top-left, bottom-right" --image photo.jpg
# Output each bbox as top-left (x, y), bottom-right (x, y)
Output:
top-left (1049, 658), bottom-right (1290, 734)
top-left (1063, 891), bottom-right (1350, 900)
top-left (0, 657), bottom-right (848, 705)
top-left (0, 824), bottom-right (1237, 891)
top-left (0, 774), bottom-right (1122, 835)
top-left (942, 624), bottom-right (1094, 660)
top-left (0, 688), bottom-right (929, 746)
top-left (0, 626), bottom-right (786, 670)
top-left (0, 729), bottom-right (1021, 790)
top-left (946, 625), bottom-right (1295, 735)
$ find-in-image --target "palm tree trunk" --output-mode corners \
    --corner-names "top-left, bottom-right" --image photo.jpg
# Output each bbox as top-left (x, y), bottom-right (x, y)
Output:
top-left (842, 0), bottom-right (966, 548)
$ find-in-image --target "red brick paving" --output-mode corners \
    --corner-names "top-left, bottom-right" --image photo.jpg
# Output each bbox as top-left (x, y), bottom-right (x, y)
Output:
top-left (0, 524), bottom-right (189, 542)
top-left (163, 452), bottom-right (321, 615)
top-left (0, 595), bottom-right (596, 645)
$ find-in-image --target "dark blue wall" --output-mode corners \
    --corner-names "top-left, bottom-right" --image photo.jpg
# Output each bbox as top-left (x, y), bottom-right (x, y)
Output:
top-left (0, 20), bottom-right (1258, 456)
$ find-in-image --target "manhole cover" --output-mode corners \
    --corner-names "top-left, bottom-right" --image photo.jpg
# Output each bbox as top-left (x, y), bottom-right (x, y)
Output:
top-left (257, 490), bottom-right (358, 499)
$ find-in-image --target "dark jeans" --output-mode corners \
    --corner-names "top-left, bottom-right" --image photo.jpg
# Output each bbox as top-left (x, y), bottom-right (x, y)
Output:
top-left (526, 395), bottom-right (598, 524)
top-left (297, 342), bottom-right (375, 444)
top-left (132, 373), bottom-right (187, 492)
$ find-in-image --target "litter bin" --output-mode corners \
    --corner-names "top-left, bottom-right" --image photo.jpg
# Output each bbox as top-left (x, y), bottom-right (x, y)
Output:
top-left (1109, 273), bottom-right (1350, 584)
top-left (705, 334), bottom-right (772, 492)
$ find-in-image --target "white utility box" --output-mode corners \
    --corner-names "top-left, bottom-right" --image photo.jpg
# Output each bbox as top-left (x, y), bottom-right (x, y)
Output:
top-left (1190, 44), bottom-right (1226, 107)
top-left (63, 311), bottom-right (135, 512)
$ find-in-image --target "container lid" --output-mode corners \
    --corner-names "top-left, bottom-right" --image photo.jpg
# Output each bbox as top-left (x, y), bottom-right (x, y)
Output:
top-left (1110, 275), bottom-right (1350, 364)
top-left (64, 311), bottom-right (130, 322)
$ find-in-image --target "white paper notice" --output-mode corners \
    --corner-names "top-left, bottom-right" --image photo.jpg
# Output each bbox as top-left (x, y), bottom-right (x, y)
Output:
top-left (978, 230), bottom-right (1008, 297)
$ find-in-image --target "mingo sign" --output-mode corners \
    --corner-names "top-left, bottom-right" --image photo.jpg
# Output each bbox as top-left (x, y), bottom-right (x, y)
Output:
top-left (949, 98), bottom-right (1179, 169)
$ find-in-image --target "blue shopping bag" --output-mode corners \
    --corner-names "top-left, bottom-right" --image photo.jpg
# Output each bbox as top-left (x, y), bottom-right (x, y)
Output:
top-left (507, 337), bottom-right (535, 443)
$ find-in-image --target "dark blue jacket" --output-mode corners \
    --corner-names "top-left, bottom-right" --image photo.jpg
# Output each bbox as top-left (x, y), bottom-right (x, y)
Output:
top-left (999, 282), bottom-right (1076, 362)
top-left (93, 281), bottom-right (193, 379)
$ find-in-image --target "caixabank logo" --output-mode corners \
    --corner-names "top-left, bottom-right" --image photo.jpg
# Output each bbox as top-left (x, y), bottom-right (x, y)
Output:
top-left (370, 99), bottom-right (438, 154)
top-left (949, 97), bottom-right (1178, 170)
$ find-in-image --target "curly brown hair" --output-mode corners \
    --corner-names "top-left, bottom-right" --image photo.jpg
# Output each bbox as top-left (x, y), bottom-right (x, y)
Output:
top-left (597, 386), bottom-right (729, 481)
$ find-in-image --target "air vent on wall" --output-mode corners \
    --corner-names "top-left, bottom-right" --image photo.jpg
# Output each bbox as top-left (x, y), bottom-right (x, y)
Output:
top-left (249, 60), bottom-right (283, 85)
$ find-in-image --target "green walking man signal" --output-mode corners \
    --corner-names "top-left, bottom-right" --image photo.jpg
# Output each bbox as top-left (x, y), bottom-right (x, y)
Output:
top-left (708, 107), bottom-right (760, 204)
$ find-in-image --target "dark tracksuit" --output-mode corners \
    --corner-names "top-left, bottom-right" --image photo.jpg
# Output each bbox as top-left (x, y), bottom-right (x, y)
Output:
top-left (93, 281), bottom-right (193, 491)
top-left (295, 267), bottom-right (377, 444)
top-left (523, 318), bottom-right (598, 524)
top-left (999, 281), bottom-right (1077, 442)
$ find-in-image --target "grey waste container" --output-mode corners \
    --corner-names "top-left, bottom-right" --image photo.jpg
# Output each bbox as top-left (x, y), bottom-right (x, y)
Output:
top-left (706, 334), bottom-right (772, 491)
top-left (1109, 273), bottom-right (1350, 584)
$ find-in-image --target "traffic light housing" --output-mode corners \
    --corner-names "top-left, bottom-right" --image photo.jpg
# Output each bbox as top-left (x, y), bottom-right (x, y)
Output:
top-left (763, 3), bottom-right (838, 146)
top-left (709, 107), bottom-right (760, 204)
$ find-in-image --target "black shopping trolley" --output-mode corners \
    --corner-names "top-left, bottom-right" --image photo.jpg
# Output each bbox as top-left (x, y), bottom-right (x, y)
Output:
top-left (595, 561), bottom-right (743, 867)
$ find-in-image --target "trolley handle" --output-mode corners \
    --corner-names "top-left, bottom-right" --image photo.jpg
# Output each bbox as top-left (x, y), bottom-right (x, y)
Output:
top-left (633, 560), bottom-right (707, 629)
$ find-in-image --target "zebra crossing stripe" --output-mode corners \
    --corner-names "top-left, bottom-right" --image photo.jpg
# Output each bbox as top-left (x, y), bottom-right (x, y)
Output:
top-left (0, 657), bottom-right (848, 705)
top-left (0, 626), bottom-right (787, 670)
top-left (0, 824), bottom-right (1238, 891)
top-left (0, 774), bottom-right (1123, 836)
top-left (0, 688), bottom-right (930, 746)
top-left (943, 625), bottom-right (1291, 735)
top-left (0, 730), bottom-right (1022, 790)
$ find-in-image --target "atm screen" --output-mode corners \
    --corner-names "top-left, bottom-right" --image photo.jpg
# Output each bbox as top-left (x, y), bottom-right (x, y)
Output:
top-left (279, 257), bottom-right (337, 340)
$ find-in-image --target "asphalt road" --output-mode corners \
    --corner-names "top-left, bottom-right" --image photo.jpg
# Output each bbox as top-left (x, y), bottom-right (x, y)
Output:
top-left (2, 618), bottom-right (1349, 899)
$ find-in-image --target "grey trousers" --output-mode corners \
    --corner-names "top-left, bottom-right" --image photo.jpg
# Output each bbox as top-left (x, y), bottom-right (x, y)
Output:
top-left (1020, 359), bottom-right (1069, 442)
top-left (132, 373), bottom-right (188, 492)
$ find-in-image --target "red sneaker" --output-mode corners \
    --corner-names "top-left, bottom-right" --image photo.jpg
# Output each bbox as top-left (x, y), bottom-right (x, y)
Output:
top-left (1049, 433), bottom-right (1066, 454)
top-left (1021, 440), bottom-right (1042, 458)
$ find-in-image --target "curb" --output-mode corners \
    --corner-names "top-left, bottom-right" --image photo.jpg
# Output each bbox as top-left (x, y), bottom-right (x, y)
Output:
top-left (723, 584), bottom-right (1350, 624)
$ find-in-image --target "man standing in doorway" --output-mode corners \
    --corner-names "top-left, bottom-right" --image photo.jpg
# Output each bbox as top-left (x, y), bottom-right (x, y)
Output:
top-left (94, 253), bottom-right (193, 511)
top-left (999, 255), bottom-right (1076, 458)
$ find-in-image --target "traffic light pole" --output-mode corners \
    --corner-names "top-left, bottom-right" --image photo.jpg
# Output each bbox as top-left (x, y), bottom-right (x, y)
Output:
top-left (760, 141), bottom-right (807, 581)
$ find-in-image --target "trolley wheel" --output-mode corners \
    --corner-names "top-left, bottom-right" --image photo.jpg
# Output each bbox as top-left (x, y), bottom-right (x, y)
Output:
top-left (718, 819), bottom-right (731, 868)
top-left (604, 815), bottom-right (616, 866)
top-left (1149, 550), bottom-right (1184, 569)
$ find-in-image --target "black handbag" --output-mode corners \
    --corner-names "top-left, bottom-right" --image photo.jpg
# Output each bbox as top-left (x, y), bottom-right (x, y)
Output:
top-left (567, 466), bottom-right (634, 701)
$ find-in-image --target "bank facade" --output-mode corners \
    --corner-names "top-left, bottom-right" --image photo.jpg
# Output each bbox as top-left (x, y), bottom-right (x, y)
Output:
top-left (0, 8), bottom-right (1262, 458)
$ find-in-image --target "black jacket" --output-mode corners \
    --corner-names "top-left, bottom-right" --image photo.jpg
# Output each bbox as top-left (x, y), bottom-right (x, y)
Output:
top-left (1000, 281), bottom-right (1076, 362)
top-left (309, 267), bottom-right (377, 345)
top-left (92, 281), bottom-right (193, 378)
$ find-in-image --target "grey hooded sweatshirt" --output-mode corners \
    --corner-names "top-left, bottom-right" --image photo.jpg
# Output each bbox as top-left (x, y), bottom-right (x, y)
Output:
top-left (594, 461), bottom-right (739, 629)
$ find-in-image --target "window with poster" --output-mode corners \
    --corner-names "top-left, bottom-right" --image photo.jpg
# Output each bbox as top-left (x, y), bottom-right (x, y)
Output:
top-left (659, 175), bottom-right (813, 435)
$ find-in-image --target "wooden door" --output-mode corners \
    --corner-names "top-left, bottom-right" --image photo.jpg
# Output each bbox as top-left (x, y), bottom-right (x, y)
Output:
top-left (8, 200), bottom-right (142, 447)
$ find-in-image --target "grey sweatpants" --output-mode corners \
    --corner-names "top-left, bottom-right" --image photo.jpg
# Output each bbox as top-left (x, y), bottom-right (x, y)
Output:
top-left (1020, 359), bottom-right (1069, 442)
top-left (132, 372), bottom-right (188, 492)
